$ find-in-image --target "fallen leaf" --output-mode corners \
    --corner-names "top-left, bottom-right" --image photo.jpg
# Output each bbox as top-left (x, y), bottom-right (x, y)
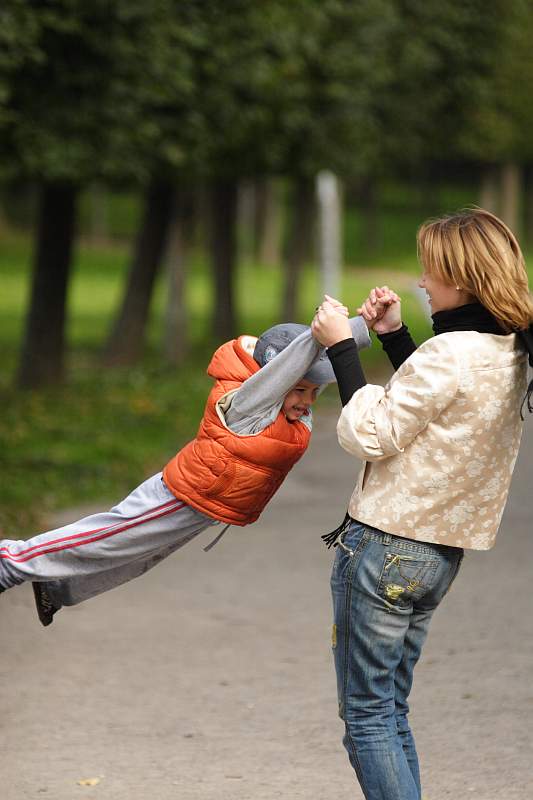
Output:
top-left (77, 778), bottom-right (101, 787)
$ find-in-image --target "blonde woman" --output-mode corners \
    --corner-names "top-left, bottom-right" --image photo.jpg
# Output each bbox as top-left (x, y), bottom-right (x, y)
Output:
top-left (312, 209), bottom-right (533, 800)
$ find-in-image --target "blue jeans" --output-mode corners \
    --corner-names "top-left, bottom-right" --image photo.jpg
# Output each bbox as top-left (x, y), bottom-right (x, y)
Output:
top-left (330, 520), bottom-right (463, 800)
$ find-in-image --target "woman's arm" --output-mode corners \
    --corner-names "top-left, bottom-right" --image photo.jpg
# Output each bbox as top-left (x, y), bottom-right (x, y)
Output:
top-left (336, 336), bottom-right (459, 461)
top-left (313, 289), bottom-right (405, 407)
top-left (377, 326), bottom-right (417, 370)
top-left (358, 286), bottom-right (417, 370)
top-left (326, 339), bottom-right (366, 406)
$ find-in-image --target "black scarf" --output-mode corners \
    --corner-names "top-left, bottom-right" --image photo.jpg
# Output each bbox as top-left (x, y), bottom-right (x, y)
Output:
top-left (431, 302), bottom-right (506, 335)
top-left (432, 302), bottom-right (533, 417)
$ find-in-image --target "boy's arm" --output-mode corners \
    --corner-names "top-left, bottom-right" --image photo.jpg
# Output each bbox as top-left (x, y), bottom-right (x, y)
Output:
top-left (224, 316), bottom-right (370, 435)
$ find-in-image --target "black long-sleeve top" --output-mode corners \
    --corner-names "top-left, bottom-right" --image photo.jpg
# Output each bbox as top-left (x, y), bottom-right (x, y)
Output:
top-left (327, 324), bottom-right (417, 406)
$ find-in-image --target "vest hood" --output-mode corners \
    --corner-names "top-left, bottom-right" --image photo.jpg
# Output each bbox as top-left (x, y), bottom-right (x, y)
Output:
top-left (207, 336), bottom-right (260, 383)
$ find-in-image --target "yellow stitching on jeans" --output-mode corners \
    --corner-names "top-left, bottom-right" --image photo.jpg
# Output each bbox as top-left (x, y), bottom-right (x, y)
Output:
top-left (384, 555), bottom-right (401, 570)
top-left (385, 554), bottom-right (416, 570)
top-left (384, 583), bottom-right (405, 600)
top-left (332, 624), bottom-right (337, 648)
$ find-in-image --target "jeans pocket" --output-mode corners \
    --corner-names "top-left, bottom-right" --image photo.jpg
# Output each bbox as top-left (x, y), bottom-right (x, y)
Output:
top-left (442, 550), bottom-right (464, 597)
top-left (331, 523), bottom-right (366, 585)
top-left (377, 551), bottom-right (439, 608)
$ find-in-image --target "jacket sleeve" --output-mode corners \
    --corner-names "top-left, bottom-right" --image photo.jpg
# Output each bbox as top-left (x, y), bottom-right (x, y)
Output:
top-left (336, 336), bottom-right (459, 461)
top-left (224, 316), bottom-right (371, 435)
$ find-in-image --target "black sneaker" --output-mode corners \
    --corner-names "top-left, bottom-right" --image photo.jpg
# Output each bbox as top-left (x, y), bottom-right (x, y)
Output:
top-left (32, 582), bottom-right (60, 627)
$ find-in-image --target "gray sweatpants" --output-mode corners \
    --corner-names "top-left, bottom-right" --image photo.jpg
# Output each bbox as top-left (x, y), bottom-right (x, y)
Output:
top-left (0, 473), bottom-right (219, 607)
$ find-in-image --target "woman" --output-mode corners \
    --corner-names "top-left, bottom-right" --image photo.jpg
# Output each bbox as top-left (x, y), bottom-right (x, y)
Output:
top-left (311, 208), bottom-right (533, 800)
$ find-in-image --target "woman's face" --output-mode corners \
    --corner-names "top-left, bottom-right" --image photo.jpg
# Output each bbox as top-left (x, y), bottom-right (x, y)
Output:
top-left (418, 269), bottom-right (473, 313)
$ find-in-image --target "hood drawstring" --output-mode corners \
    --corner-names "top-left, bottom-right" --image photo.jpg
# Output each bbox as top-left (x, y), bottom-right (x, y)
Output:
top-left (321, 511), bottom-right (351, 549)
top-left (203, 523), bottom-right (231, 552)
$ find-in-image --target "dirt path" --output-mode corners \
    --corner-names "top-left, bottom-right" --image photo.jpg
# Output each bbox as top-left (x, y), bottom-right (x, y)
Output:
top-left (1, 409), bottom-right (532, 800)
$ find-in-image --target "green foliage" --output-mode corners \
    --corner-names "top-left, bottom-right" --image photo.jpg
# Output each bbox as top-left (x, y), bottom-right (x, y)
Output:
top-left (456, 0), bottom-right (533, 163)
top-left (2, 0), bottom-right (532, 185)
top-left (0, 0), bottom-right (195, 182)
top-left (270, 0), bottom-right (399, 177)
top-left (365, 1), bottom-right (503, 168)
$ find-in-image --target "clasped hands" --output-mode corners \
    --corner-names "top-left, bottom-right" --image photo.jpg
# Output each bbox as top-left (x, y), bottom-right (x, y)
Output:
top-left (311, 286), bottom-right (402, 348)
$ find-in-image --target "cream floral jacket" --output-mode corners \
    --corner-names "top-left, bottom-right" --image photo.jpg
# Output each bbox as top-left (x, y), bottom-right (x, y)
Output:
top-left (338, 331), bottom-right (528, 550)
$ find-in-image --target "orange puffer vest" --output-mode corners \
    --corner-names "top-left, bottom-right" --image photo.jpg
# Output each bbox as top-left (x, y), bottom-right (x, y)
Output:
top-left (163, 336), bottom-right (311, 526)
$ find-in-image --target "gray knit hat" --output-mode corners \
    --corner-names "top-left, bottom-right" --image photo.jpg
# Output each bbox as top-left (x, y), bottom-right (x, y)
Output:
top-left (253, 323), bottom-right (336, 385)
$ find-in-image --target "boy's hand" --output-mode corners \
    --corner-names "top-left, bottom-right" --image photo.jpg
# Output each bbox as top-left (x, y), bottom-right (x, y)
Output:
top-left (312, 300), bottom-right (352, 347)
top-left (357, 286), bottom-right (402, 334)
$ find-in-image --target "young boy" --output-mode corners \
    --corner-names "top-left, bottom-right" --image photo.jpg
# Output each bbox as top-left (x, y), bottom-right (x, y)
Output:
top-left (0, 310), bottom-right (371, 626)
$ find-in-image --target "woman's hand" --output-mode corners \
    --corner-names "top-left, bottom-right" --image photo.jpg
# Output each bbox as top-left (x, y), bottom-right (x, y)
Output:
top-left (323, 293), bottom-right (349, 317)
top-left (358, 286), bottom-right (402, 334)
top-left (312, 297), bottom-right (352, 347)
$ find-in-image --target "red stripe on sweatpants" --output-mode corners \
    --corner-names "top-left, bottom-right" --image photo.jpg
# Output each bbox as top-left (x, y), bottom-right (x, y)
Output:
top-left (1, 501), bottom-right (186, 563)
top-left (0, 498), bottom-right (182, 559)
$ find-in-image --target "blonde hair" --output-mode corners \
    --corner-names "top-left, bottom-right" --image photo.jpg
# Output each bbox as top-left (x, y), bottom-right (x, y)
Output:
top-left (417, 208), bottom-right (533, 331)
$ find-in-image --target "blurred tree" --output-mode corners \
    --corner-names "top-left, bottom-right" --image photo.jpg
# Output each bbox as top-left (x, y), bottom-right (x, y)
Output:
top-left (254, 179), bottom-right (282, 267)
top-left (268, 0), bottom-right (399, 313)
top-left (450, 0), bottom-right (533, 234)
top-left (378, 1), bottom-right (497, 165)
top-left (282, 178), bottom-right (315, 320)
top-left (163, 188), bottom-right (196, 366)
top-left (0, 0), bottom-right (192, 384)
top-left (104, 177), bottom-right (175, 365)
top-left (357, 0), bottom-right (509, 243)
top-left (181, 1), bottom-right (301, 340)
top-left (108, 0), bottom-right (300, 348)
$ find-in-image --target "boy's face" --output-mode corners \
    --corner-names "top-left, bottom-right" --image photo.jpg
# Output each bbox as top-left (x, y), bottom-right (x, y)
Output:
top-left (282, 378), bottom-right (320, 422)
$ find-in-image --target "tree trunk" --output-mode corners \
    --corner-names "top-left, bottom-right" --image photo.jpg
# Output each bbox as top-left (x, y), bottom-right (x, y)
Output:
top-left (163, 190), bottom-right (195, 364)
top-left (360, 176), bottom-right (380, 254)
top-left (500, 162), bottom-right (521, 235)
top-left (104, 177), bottom-right (175, 366)
top-left (209, 179), bottom-right (238, 342)
top-left (88, 183), bottom-right (109, 244)
top-left (282, 177), bottom-right (315, 321)
top-left (479, 164), bottom-right (500, 214)
top-left (255, 178), bottom-right (282, 267)
top-left (237, 180), bottom-right (255, 265)
top-left (17, 181), bottom-right (77, 389)
top-left (523, 164), bottom-right (533, 247)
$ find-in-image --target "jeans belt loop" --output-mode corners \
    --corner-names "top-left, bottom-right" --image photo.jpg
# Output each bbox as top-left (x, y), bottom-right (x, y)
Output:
top-left (381, 532), bottom-right (391, 545)
top-left (337, 530), bottom-right (354, 557)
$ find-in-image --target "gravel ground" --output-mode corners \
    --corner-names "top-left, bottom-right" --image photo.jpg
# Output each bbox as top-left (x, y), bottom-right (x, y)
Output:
top-left (1, 408), bottom-right (532, 800)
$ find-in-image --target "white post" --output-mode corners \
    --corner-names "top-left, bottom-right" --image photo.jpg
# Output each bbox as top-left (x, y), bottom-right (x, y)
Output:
top-left (316, 170), bottom-right (342, 300)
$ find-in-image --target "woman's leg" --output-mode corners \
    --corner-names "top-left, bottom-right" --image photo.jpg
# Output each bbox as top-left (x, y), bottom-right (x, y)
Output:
top-left (394, 546), bottom-right (465, 794)
top-left (393, 606), bottom-right (434, 797)
top-left (330, 522), bottom-right (461, 800)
